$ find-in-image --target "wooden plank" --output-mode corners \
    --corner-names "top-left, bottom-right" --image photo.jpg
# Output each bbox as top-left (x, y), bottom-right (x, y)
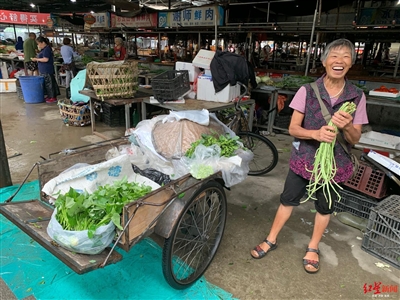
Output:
top-left (120, 187), bottom-right (175, 245)
top-left (0, 200), bottom-right (122, 274)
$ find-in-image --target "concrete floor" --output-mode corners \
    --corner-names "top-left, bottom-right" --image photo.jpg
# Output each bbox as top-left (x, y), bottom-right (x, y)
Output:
top-left (1, 92), bottom-right (399, 300)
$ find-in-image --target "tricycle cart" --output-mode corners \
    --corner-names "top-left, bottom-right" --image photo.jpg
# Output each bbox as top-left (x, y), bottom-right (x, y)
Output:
top-left (0, 138), bottom-right (227, 290)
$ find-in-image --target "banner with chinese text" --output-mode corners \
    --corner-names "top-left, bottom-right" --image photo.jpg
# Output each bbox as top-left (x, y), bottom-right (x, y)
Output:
top-left (110, 13), bottom-right (157, 28)
top-left (0, 10), bottom-right (50, 25)
top-left (158, 6), bottom-right (224, 28)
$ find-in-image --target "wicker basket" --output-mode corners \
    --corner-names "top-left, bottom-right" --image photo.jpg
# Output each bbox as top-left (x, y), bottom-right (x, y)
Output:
top-left (86, 61), bottom-right (139, 99)
top-left (58, 99), bottom-right (91, 127)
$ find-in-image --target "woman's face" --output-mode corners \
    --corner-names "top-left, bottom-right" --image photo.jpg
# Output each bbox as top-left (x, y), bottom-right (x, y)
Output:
top-left (37, 41), bottom-right (46, 50)
top-left (323, 46), bottom-right (353, 79)
top-left (114, 39), bottom-right (121, 46)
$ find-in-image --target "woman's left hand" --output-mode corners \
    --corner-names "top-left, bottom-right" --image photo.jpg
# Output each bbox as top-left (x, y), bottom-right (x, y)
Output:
top-left (331, 110), bottom-right (353, 131)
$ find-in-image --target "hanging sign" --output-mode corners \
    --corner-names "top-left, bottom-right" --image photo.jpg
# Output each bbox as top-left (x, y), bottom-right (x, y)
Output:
top-left (90, 13), bottom-right (110, 28)
top-left (110, 13), bottom-right (157, 28)
top-left (358, 8), bottom-right (400, 25)
top-left (84, 14), bottom-right (96, 25)
top-left (46, 18), bottom-right (54, 28)
top-left (158, 6), bottom-right (224, 28)
top-left (0, 9), bottom-right (49, 25)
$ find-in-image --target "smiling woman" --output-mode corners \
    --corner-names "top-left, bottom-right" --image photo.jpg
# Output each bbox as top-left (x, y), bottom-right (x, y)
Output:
top-left (250, 38), bottom-right (369, 275)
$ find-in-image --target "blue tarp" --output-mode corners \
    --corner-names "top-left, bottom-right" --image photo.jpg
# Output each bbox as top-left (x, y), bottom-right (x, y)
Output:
top-left (1, 181), bottom-right (235, 300)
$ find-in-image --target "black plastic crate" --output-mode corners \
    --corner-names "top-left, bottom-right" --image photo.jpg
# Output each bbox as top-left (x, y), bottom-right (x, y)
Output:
top-left (361, 195), bottom-right (400, 269)
top-left (151, 70), bottom-right (190, 102)
top-left (334, 188), bottom-right (378, 219)
top-left (101, 102), bottom-right (125, 127)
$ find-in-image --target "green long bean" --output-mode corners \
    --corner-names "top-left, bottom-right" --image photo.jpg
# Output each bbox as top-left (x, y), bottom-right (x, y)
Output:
top-left (303, 102), bottom-right (357, 209)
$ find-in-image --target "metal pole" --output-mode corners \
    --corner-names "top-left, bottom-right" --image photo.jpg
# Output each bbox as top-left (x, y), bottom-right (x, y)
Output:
top-left (393, 45), bottom-right (400, 78)
top-left (305, 2), bottom-right (318, 76)
top-left (312, 32), bottom-right (320, 69)
top-left (214, 6), bottom-right (218, 50)
top-left (0, 119), bottom-right (12, 188)
top-left (13, 24), bottom-right (17, 41)
top-left (158, 32), bottom-right (161, 60)
top-left (267, 1), bottom-right (270, 23)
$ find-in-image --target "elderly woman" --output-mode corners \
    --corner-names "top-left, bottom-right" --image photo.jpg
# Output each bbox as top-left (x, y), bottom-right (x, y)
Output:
top-left (32, 36), bottom-right (60, 103)
top-left (250, 39), bottom-right (368, 273)
top-left (113, 37), bottom-right (127, 61)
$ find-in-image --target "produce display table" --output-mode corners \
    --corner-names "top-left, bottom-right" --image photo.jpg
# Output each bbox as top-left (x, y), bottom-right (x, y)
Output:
top-left (141, 98), bottom-right (256, 131)
top-left (79, 89), bottom-right (153, 140)
top-left (252, 86), bottom-right (296, 134)
top-left (0, 56), bottom-right (24, 72)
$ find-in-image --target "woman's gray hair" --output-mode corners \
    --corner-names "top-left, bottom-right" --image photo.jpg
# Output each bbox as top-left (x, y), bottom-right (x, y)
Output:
top-left (321, 39), bottom-right (356, 64)
top-left (115, 37), bottom-right (123, 44)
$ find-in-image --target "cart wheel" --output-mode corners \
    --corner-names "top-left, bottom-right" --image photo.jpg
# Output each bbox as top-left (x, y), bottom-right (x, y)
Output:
top-left (237, 131), bottom-right (278, 175)
top-left (162, 180), bottom-right (227, 289)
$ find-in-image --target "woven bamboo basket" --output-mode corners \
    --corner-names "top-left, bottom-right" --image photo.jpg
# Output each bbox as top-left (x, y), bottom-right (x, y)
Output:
top-left (86, 61), bottom-right (139, 99)
top-left (58, 99), bottom-right (91, 127)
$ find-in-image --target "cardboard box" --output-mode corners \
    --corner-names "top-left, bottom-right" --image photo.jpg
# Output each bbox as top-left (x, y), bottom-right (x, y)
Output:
top-left (192, 49), bottom-right (215, 70)
top-left (175, 62), bottom-right (200, 82)
top-left (197, 75), bottom-right (239, 103)
top-left (0, 79), bottom-right (17, 93)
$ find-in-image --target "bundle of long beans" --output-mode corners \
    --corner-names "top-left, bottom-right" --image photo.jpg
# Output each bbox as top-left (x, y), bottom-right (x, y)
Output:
top-left (304, 102), bottom-right (357, 209)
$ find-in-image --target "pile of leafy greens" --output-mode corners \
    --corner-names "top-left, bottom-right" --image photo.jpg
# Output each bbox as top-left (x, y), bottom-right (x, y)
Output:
top-left (54, 177), bottom-right (152, 238)
top-left (185, 133), bottom-right (241, 158)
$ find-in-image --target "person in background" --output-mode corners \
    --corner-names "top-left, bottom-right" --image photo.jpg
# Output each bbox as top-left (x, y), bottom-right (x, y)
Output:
top-left (23, 33), bottom-right (38, 75)
top-left (113, 37), bottom-right (127, 61)
top-left (61, 37), bottom-right (79, 99)
top-left (260, 45), bottom-right (271, 68)
top-left (15, 36), bottom-right (23, 51)
top-left (250, 39), bottom-right (368, 274)
top-left (32, 37), bottom-right (60, 103)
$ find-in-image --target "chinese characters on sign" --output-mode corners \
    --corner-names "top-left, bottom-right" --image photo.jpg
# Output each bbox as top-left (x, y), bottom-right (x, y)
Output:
top-left (89, 13), bottom-right (110, 28)
top-left (363, 282), bottom-right (398, 296)
top-left (0, 10), bottom-right (49, 25)
top-left (158, 6), bottom-right (224, 28)
top-left (110, 13), bottom-right (157, 28)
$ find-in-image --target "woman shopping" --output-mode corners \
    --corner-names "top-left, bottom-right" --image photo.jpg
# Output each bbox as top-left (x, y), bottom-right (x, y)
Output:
top-left (250, 39), bottom-right (368, 273)
top-left (61, 37), bottom-right (79, 99)
top-left (32, 37), bottom-right (60, 103)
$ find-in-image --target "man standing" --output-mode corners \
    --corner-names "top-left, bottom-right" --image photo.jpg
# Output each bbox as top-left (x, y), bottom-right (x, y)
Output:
top-left (23, 33), bottom-right (38, 75)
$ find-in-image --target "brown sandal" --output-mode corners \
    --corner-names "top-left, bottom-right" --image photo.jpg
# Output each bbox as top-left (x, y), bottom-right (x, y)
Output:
top-left (303, 248), bottom-right (320, 274)
top-left (251, 239), bottom-right (277, 259)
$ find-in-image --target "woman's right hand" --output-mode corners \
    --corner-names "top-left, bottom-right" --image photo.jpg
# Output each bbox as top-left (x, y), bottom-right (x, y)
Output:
top-left (312, 125), bottom-right (336, 143)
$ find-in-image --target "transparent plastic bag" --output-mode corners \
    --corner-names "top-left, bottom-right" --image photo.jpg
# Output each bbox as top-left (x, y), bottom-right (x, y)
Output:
top-left (47, 208), bottom-right (115, 255)
top-left (182, 144), bottom-right (221, 179)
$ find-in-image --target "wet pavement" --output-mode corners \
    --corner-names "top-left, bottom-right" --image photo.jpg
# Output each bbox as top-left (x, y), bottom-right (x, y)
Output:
top-left (1, 91), bottom-right (399, 300)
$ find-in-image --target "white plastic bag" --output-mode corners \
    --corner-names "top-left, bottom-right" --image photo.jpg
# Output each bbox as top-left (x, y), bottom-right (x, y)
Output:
top-left (216, 148), bottom-right (254, 187)
top-left (47, 208), bottom-right (115, 255)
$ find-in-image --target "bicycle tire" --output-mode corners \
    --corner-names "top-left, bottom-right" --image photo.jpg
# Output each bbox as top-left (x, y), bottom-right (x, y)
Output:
top-left (162, 181), bottom-right (227, 289)
top-left (237, 131), bottom-right (279, 175)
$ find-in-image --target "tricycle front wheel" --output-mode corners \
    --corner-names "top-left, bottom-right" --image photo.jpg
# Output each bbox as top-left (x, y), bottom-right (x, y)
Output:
top-left (162, 180), bottom-right (227, 289)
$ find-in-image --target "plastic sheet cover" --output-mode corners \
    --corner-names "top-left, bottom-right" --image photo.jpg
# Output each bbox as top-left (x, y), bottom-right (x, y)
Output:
top-left (0, 181), bottom-right (236, 300)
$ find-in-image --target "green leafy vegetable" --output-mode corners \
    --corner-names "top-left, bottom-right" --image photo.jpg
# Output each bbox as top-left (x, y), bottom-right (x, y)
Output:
top-left (185, 133), bottom-right (241, 158)
top-left (54, 177), bottom-right (152, 238)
